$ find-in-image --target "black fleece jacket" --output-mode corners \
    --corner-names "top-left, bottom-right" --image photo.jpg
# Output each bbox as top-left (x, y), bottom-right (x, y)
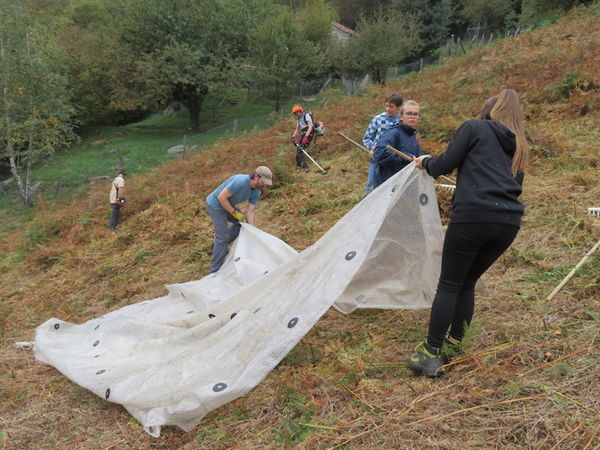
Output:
top-left (423, 119), bottom-right (524, 226)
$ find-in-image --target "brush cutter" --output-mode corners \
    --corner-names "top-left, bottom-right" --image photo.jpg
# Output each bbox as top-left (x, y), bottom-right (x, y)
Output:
top-left (293, 142), bottom-right (329, 174)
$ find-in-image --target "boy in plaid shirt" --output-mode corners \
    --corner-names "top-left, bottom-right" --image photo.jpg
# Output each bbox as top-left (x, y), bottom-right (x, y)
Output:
top-left (363, 93), bottom-right (403, 193)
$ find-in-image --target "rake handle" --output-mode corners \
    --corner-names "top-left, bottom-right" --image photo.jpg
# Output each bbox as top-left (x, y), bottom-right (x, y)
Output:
top-left (545, 238), bottom-right (600, 301)
top-left (337, 132), bottom-right (372, 155)
top-left (386, 145), bottom-right (456, 185)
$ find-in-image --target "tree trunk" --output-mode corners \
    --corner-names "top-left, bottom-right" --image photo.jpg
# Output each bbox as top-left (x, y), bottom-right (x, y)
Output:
top-left (9, 155), bottom-right (33, 208)
top-left (186, 86), bottom-right (208, 132)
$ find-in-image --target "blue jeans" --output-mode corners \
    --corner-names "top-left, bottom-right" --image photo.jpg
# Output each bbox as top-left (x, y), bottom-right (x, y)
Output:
top-left (365, 158), bottom-right (376, 193)
top-left (207, 205), bottom-right (241, 273)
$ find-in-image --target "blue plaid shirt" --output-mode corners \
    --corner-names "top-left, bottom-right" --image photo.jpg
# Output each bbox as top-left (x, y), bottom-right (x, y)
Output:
top-left (363, 112), bottom-right (399, 150)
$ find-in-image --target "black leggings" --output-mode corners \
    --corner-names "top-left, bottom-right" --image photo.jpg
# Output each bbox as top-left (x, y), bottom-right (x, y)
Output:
top-left (427, 222), bottom-right (520, 348)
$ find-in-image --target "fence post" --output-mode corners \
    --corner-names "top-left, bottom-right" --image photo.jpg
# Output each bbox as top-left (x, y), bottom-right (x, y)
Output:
top-left (182, 134), bottom-right (187, 159)
top-left (419, 58), bottom-right (423, 72)
top-left (233, 118), bottom-right (239, 135)
top-left (55, 180), bottom-right (62, 198)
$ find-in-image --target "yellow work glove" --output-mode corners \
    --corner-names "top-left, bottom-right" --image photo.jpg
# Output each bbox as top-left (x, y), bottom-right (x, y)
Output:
top-left (232, 210), bottom-right (245, 222)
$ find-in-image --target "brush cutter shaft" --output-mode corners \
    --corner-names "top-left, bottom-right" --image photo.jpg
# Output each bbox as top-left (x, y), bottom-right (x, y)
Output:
top-left (295, 143), bottom-right (327, 173)
top-left (386, 145), bottom-right (456, 185)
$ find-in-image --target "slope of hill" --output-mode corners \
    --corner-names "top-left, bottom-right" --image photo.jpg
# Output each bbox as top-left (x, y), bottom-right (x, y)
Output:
top-left (1, 5), bottom-right (599, 448)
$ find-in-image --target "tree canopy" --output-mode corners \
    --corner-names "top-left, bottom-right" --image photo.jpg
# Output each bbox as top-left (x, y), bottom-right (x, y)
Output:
top-left (109, 0), bottom-right (251, 131)
top-left (0, 0), bottom-right (76, 207)
top-left (329, 8), bottom-right (422, 84)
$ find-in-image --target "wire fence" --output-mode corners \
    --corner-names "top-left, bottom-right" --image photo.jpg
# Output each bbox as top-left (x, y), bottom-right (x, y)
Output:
top-left (340, 26), bottom-right (523, 94)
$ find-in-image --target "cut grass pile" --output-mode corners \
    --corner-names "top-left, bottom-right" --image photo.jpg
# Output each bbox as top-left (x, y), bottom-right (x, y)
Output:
top-left (1, 6), bottom-right (599, 449)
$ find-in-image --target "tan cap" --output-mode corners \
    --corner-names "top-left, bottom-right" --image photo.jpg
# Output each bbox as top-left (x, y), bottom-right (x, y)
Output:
top-left (255, 166), bottom-right (273, 185)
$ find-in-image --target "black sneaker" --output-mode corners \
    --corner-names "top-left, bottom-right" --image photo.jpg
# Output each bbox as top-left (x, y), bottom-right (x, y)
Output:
top-left (407, 342), bottom-right (449, 377)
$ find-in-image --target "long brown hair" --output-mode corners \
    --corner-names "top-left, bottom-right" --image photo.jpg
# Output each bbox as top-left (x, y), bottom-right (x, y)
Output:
top-left (490, 89), bottom-right (528, 175)
top-left (478, 95), bottom-right (498, 120)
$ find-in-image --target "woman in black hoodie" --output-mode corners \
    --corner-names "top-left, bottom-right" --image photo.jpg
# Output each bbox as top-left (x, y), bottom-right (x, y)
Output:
top-left (408, 89), bottom-right (529, 377)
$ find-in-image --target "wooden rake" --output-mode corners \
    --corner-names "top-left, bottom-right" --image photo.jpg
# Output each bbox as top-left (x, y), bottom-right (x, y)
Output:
top-left (336, 132), bottom-right (456, 190)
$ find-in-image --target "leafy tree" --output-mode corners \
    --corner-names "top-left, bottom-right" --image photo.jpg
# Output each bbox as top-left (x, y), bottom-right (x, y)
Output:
top-left (248, 7), bottom-right (324, 111)
top-left (111, 0), bottom-right (251, 131)
top-left (460, 0), bottom-right (513, 31)
top-left (0, 0), bottom-right (76, 207)
top-left (329, 7), bottom-right (422, 84)
top-left (331, 0), bottom-right (387, 28)
top-left (59, 0), bottom-right (128, 125)
top-left (392, 0), bottom-right (453, 56)
top-left (296, 0), bottom-right (338, 47)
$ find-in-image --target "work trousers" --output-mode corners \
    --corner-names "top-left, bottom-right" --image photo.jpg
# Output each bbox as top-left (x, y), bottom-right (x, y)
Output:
top-left (207, 205), bottom-right (241, 273)
top-left (108, 203), bottom-right (122, 230)
top-left (427, 222), bottom-right (520, 348)
top-left (295, 130), bottom-right (314, 169)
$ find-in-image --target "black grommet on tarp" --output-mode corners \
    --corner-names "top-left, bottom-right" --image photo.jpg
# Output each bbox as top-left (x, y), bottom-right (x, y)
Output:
top-left (345, 251), bottom-right (357, 260)
top-left (392, 184), bottom-right (399, 192)
top-left (96, 369), bottom-right (105, 375)
top-left (93, 340), bottom-right (99, 347)
top-left (235, 257), bottom-right (240, 262)
top-left (419, 193), bottom-right (429, 205)
top-left (187, 310), bottom-right (194, 314)
top-left (288, 317), bottom-right (298, 328)
top-left (230, 313), bottom-right (237, 319)
top-left (355, 294), bottom-right (366, 303)
top-left (94, 324), bottom-right (100, 330)
top-left (208, 314), bottom-right (215, 319)
top-left (105, 388), bottom-right (110, 399)
top-left (54, 323), bottom-right (60, 330)
top-left (212, 383), bottom-right (227, 392)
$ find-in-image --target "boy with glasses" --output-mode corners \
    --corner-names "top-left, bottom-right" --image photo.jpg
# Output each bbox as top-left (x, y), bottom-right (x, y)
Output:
top-left (373, 100), bottom-right (423, 188)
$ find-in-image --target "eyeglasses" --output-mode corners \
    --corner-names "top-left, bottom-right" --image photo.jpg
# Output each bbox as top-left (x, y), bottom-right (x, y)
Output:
top-left (403, 112), bottom-right (420, 118)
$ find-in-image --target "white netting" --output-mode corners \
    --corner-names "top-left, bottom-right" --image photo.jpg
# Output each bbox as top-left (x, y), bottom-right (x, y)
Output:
top-left (34, 166), bottom-right (443, 437)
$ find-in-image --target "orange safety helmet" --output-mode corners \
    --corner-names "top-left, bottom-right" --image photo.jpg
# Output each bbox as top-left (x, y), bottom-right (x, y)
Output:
top-left (291, 105), bottom-right (304, 114)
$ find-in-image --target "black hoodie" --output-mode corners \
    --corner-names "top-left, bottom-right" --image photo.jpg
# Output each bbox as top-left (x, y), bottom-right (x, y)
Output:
top-left (423, 119), bottom-right (524, 226)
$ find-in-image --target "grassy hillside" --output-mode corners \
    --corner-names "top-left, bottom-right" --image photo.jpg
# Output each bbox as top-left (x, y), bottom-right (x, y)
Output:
top-left (1, 5), bottom-right (599, 448)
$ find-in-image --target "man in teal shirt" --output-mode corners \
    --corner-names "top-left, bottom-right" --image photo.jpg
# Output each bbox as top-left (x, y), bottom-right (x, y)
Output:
top-left (205, 166), bottom-right (273, 272)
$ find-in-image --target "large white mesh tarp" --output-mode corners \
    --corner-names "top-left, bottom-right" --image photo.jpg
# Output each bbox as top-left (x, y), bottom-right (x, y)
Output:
top-left (34, 166), bottom-right (443, 436)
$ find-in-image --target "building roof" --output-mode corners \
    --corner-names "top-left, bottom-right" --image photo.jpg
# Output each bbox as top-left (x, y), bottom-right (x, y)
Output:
top-left (331, 21), bottom-right (358, 37)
